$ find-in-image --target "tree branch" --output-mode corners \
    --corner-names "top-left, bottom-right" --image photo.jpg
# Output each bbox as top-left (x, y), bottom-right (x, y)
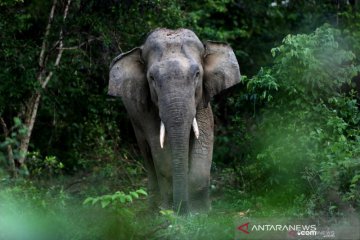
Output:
top-left (57, 37), bottom-right (101, 50)
top-left (54, 0), bottom-right (71, 67)
top-left (0, 117), bottom-right (8, 136)
top-left (38, 0), bottom-right (58, 72)
top-left (42, 0), bottom-right (72, 89)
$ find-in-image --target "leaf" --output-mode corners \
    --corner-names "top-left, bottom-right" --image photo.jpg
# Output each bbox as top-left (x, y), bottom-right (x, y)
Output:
top-left (13, 117), bottom-right (21, 126)
top-left (125, 195), bottom-right (133, 203)
top-left (351, 174), bottom-right (360, 184)
top-left (92, 198), bottom-right (99, 205)
top-left (103, 195), bottom-right (112, 201)
top-left (160, 209), bottom-right (174, 216)
top-left (101, 199), bottom-right (111, 208)
top-left (112, 194), bottom-right (117, 201)
top-left (329, 205), bottom-right (337, 211)
top-left (119, 195), bottom-right (126, 203)
top-left (130, 191), bottom-right (139, 199)
top-left (136, 189), bottom-right (148, 196)
top-left (83, 197), bottom-right (93, 205)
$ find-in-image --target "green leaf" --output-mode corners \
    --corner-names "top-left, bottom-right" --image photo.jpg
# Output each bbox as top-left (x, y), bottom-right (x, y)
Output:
top-left (136, 189), bottom-right (148, 196)
top-left (119, 195), bottom-right (126, 203)
top-left (92, 198), bottom-right (99, 205)
top-left (83, 197), bottom-right (93, 205)
top-left (351, 175), bottom-right (360, 184)
top-left (130, 191), bottom-right (139, 199)
top-left (125, 195), bottom-right (132, 203)
top-left (101, 199), bottom-right (111, 208)
top-left (13, 117), bottom-right (21, 126)
top-left (160, 209), bottom-right (174, 216)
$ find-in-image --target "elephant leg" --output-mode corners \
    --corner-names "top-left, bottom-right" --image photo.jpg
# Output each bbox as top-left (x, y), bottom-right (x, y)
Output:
top-left (151, 147), bottom-right (173, 210)
top-left (156, 173), bottom-right (173, 209)
top-left (132, 128), bottom-right (160, 210)
top-left (142, 144), bottom-right (160, 211)
top-left (189, 106), bottom-right (214, 212)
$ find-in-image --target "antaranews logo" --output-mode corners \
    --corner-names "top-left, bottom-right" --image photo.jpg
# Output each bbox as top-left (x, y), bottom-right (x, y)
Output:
top-left (237, 222), bottom-right (250, 234)
top-left (237, 222), bottom-right (317, 236)
top-left (235, 216), bottom-right (360, 240)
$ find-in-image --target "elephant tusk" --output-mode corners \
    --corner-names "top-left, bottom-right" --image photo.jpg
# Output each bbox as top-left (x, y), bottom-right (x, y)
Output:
top-left (192, 118), bottom-right (199, 139)
top-left (160, 121), bottom-right (165, 149)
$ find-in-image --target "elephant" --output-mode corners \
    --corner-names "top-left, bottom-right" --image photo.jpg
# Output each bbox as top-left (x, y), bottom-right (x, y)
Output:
top-left (108, 28), bottom-right (240, 214)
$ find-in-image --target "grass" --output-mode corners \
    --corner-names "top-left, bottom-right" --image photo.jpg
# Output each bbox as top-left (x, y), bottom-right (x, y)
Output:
top-left (0, 177), bottom-right (312, 240)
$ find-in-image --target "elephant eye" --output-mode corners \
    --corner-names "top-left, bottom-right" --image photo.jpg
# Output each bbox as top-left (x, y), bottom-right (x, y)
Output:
top-left (149, 75), bottom-right (157, 88)
top-left (194, 71), bottom-right (200, 80)
top-left (194, 71), bottom-right (200, 84)
top-left (149, 75), bottom-right (155, 83)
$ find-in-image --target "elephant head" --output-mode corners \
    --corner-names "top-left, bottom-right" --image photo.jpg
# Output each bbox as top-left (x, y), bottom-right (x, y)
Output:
top-left (109, 28), bottom-right (240, 213)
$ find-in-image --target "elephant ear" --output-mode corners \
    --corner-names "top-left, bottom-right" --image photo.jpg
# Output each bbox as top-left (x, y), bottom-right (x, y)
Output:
top-left (108, 47), bottom-right (147, 104)
top-left (203, 41), bottom-right (241, 105)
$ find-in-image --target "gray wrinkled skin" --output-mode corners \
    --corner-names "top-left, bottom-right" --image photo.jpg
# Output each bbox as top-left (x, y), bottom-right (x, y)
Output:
top-left (109, 28), bottom-right (240, 214)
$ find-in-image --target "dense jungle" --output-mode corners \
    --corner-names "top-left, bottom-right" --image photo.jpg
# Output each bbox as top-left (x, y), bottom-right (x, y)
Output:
top-left (0, 0), bottom-right (360, 239)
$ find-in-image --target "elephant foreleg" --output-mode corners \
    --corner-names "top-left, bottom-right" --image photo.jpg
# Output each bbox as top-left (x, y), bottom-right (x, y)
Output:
top-left (151, 145), bottom-right (173, 210)
top-left (188, 106), bottom-right (214, 212)
top-left (132, 128), bottom-right (160, 211)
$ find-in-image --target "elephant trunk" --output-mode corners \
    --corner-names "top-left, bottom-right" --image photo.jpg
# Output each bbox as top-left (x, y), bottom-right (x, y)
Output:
top-left (160, 98), bottom-right (195, 214)
top-left (168, 124), bottom-right (190, 214)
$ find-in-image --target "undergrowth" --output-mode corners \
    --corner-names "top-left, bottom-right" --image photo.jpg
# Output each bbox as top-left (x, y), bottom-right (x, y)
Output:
top-left (0, 176), bottom-right (315, 240)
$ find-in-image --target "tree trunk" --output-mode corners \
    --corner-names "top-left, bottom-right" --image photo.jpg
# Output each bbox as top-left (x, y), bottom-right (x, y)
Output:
top-left (18, 93), bottom-right (41, 166)
top-left (0, 117), bottom-right (17, 178)
top-left (16, 0), bottom-right (71, 169)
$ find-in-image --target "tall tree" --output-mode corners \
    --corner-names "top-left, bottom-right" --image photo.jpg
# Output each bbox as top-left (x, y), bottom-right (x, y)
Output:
top-left (0, 0), bottom-right (72, 175)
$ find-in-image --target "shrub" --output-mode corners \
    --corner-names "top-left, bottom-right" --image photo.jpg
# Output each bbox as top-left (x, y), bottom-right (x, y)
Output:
top-left (226, 25), bottom-right (360, 213)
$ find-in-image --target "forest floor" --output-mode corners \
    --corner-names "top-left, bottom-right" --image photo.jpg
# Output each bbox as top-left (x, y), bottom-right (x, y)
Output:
top-left (0, 169), bottom-right (315, 240)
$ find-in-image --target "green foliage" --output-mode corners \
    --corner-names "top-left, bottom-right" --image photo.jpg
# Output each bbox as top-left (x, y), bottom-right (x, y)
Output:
top-left (269, 26), bottom-right (358, 100)
top-left (0, 117), bottom-right (27, 147)
top-left (236, 25), bottom-right (360, 212)
top-left (0, 117), bottom-right (27, 167)
top-left (83, 188), bottom-right (147, 209)
top-left (0, 0), bottom-right (37, 115)
top-left (27, 152), bottom-right (64, 178)
top-left (340, 11), bottom-right (360, 61)
top-left (1, 0), bottom-right (356, 177)
top-left (0, 181), bottom-right (148, 240)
